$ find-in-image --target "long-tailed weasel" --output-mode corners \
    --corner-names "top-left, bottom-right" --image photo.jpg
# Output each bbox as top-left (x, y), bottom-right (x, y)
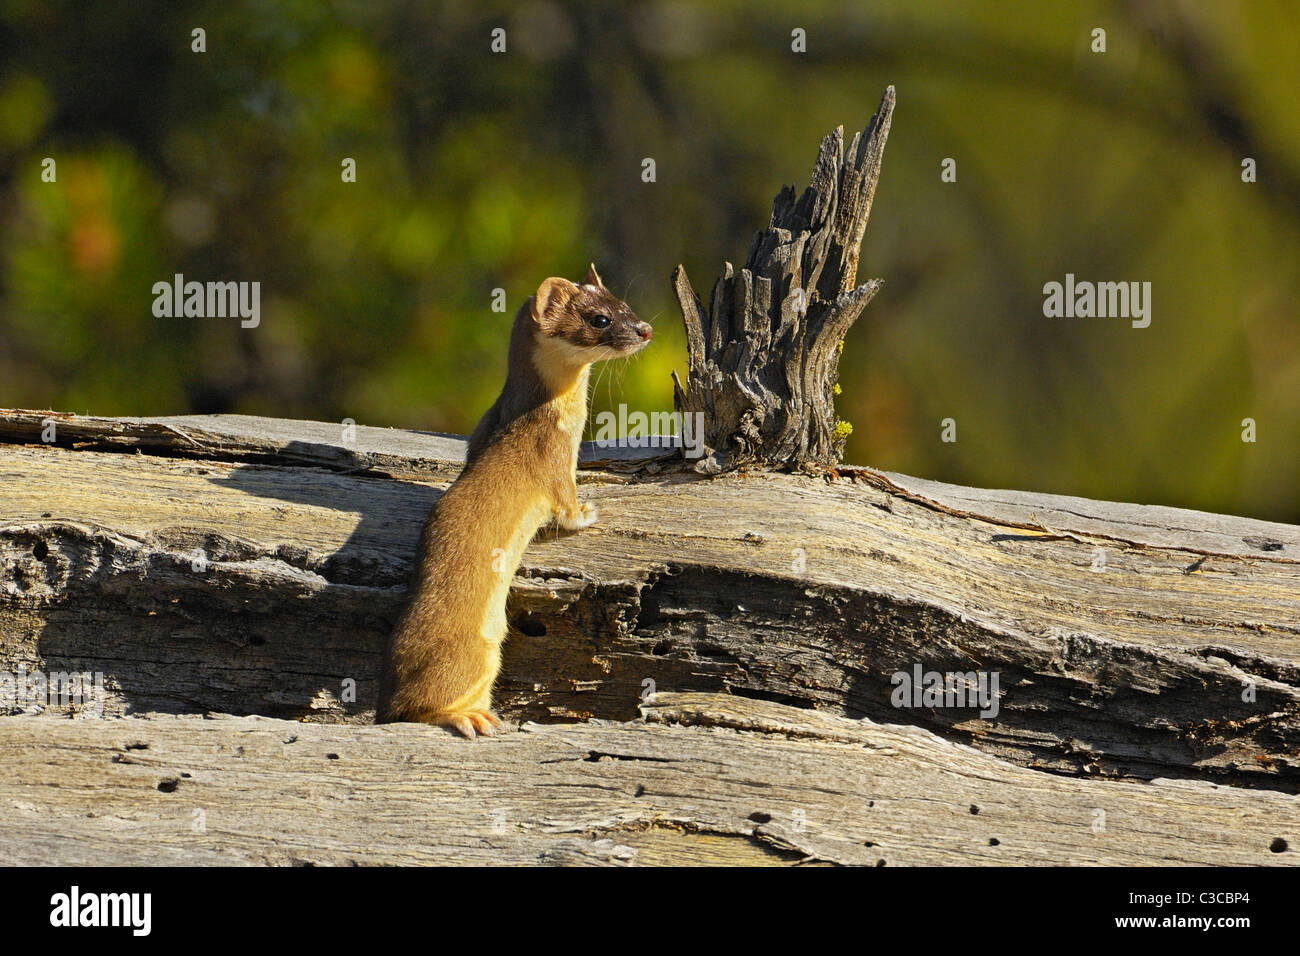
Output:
top-left (376, 264), bottom-right (652, 736)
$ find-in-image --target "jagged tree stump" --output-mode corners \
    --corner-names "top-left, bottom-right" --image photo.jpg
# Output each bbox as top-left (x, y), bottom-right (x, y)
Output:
top-left (672, 86), bottom-right (895, 474)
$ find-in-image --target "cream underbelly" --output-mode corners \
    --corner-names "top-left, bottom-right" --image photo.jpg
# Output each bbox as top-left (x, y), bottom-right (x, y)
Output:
top-left (478, 495), bottom-right (553, 645)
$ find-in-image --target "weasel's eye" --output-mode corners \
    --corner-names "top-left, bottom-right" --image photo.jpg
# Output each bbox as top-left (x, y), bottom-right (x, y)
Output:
top-left (587, 314), bottom-right (611, 329)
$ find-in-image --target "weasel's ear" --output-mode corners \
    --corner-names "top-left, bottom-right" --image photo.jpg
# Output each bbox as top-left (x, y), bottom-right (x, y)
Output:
top-left (582, 262), bottom-right (604, 288)
top-left (531, 277), bottom-right (573, 323)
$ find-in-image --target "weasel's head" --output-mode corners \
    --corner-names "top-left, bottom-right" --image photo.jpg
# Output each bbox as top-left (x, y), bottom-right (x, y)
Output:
top-left (529, 263), bottom-right (652, 366)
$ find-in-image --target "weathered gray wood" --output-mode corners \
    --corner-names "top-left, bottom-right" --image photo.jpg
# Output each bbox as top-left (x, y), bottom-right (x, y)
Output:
top-left (0, 693), bottom-right (1293, 866)
top-left (2, 411), bottom-right (1297, 793)
top-left (0, 408), bottom-right (671, 482)
top-left (671, 87), bottom-right (894, 474)
top-left (869, 468), bottom-right (1300, 559)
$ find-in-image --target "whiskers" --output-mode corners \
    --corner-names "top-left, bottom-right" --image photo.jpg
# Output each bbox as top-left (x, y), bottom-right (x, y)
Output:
top-left (621, 273), bottom-right (650, 304)
top-left (586, 345), bottom-right (639, 441)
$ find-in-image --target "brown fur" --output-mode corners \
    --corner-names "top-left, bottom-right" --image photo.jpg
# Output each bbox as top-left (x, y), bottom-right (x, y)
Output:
top-left (376, 264), bottom-right (651, 735)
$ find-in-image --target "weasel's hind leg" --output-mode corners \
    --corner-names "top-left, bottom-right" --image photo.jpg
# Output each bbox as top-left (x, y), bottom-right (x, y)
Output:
top-left (434, 709), bottom-right (502, 738)
top-left (555, 500), bottom-right (598, 531)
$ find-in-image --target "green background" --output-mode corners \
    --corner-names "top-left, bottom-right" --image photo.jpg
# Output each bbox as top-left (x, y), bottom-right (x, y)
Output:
top-left (1, 1), bottom-right (1296, 520)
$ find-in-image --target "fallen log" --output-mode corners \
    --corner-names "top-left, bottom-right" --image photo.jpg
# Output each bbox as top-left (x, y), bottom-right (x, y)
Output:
top-left (0, 693), bottom-right (1292, 866)
top-left (2, 409), bottom-right (1297, 796)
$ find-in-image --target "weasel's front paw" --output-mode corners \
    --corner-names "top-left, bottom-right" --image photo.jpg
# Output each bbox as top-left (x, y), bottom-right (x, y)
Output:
top-left (556, 501), bottom-right (598, 531)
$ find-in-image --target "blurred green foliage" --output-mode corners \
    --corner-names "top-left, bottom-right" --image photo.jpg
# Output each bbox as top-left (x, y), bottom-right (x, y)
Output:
top-left (0, 1), bottom-right (1296, 520)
